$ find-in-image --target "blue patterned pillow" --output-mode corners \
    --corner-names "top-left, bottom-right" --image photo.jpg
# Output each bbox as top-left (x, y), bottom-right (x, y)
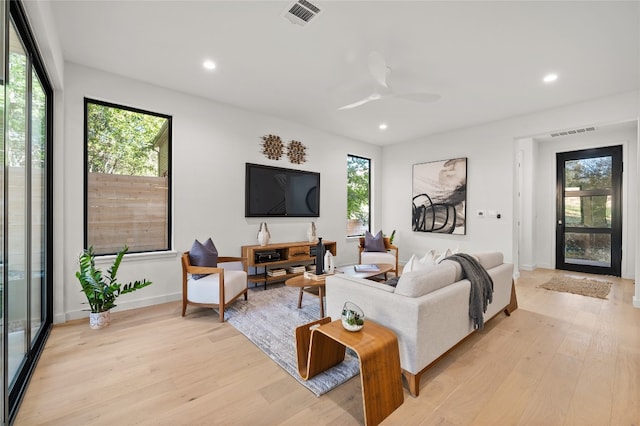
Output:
top-left (189, 238), bottom-right (218, 280)
top-left (364, 230), bottom-right (386, 252)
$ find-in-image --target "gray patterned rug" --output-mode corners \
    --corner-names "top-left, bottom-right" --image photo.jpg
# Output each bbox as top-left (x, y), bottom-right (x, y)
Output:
top-left (221, 284), bottom-right (360, 396)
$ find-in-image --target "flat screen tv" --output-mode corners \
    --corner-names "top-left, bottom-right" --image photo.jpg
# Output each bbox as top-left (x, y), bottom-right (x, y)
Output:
top-left (245, 163), bottom-right (320, 217)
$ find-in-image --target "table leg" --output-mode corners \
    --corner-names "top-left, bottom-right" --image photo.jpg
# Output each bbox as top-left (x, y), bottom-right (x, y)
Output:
top-left (357, 336), bottom-right (404, 426)
top-left (297, 288), bottom-right (304, 309)
top-left (294, 318), bottom-right (345, 379)
top-left (318, 286), bottom-right (325, 317)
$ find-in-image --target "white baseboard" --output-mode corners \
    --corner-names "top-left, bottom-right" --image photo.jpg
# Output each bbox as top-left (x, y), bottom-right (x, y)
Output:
top-left (63, 292), bottom-right (182, 323)
top-left (519, 264), bottom-right (535, 271)
top-left (634, 296), bottom-right (640, 309)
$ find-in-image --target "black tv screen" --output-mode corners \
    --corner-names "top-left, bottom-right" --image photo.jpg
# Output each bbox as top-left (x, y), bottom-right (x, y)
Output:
top-left (245, 163), bottom-right (320, 217)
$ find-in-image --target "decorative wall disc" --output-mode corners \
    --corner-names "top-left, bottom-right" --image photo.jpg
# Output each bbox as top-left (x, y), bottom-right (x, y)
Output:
top-left (261, 134), bottom-right (284, 160)
top-left (287, 140), bottom-right (307, 164)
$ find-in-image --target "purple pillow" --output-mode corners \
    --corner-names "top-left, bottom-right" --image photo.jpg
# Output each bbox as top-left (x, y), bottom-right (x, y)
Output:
top-left (189, 238), bottom-right (218, 280)
top-left (364, 230), bottom-right (386, 252)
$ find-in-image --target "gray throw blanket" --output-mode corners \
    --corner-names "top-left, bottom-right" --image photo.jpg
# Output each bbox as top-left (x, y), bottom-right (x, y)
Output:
top-left (445, 253), bottom-right (494, 330)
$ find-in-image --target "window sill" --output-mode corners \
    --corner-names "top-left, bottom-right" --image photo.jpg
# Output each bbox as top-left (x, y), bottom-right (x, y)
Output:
top-left (94, 250), bottom-right (178, 265)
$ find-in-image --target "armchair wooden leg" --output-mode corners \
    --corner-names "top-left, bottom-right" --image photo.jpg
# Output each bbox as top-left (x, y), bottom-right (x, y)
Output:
top-left (219, 305), bottom-right (225, 322)
top-left (182, 301), bottom-right (187, 317)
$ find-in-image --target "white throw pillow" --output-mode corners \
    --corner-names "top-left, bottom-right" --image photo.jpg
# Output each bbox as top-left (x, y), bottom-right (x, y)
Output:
top-left (419, 249), bottom-right (437, 266)
top-left (404, 250), bottom-right (437, 273)
top-left (436, 246), bottom-right (460, 264)
top-left (436, 248), bottom-right (452, 264)
top-left (403, 254), bottom-right (417, 272)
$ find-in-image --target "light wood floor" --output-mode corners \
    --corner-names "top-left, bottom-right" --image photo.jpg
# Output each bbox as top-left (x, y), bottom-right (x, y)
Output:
top-left (15, 269), bottom-right (640, 425)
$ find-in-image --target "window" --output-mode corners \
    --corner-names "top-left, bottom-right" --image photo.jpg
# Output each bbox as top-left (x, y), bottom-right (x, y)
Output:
top-left (84, 99), bottom-right (171, 255)
top-left (346, 155), bottom-right (371, 236)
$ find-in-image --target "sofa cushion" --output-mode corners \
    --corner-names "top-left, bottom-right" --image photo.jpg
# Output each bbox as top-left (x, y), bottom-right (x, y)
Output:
top-left (394, 262), bottom-right (457, 297)
top-left (440, 259), bottom-right (464, 281)
top-left (474, 252), bottom-right (503, 270)
top-left (364, 230), bottom-right (386, 252)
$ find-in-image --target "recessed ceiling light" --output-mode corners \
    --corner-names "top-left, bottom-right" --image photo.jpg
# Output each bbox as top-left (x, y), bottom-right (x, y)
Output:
top-left (543, 73), bottom-right (558, 83)
top-left (379, 123), bottom-right (388, 130)
top-left (203, 60), bottom-right (216, 71)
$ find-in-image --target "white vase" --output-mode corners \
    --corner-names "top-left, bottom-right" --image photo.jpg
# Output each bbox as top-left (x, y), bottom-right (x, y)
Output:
top-left (324, 251), bottom-right (334, 273)
top-left (307, 222), bottom-right (317, 242)
top-left (257, 222), bottom-right (270, 246)
top-left (89, 310), bottom-right (111, 329)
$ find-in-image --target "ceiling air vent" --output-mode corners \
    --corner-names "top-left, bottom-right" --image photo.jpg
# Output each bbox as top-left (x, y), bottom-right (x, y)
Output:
top-left (550, 126), bottom-right (596, 138)
top-left (283, 0), bottom-right (322, 26)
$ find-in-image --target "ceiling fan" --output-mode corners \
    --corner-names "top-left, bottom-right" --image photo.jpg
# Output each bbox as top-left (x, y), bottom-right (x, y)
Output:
top-left (337, 51), bottom-right (440, 110)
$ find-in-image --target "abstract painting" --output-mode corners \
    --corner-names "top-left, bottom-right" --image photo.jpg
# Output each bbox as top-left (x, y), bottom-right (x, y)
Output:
top-left (412, 157), bottom-right (467, 234)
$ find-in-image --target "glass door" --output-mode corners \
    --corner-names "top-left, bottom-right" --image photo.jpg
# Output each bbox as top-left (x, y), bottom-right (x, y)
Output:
top-left (556, 146), bottom-right (623, 276)
top-left (3, 2), bottom-right (53, 422)
top-left (0, 0), bottom-right (5, 422)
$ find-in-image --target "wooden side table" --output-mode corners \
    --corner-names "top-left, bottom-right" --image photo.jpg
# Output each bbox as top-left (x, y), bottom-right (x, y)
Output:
top-left (285, 274), bottom-right (327, 317)
top-left (295, 318), bottom-right (404, 426)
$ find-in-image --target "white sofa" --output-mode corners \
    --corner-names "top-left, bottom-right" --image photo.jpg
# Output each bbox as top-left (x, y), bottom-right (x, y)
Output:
top-left (325, 252), bottom-right (516, 397)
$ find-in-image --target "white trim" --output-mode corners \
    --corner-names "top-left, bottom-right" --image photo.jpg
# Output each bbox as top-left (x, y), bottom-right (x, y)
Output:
top-left (64, 292), bottom-right (182, 322)
top-left (94, 250), bottom-right (178, 265)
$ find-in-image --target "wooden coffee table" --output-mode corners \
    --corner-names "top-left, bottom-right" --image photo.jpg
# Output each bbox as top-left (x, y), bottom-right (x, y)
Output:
top-left (285, 264), bottom-right (393, 317)
top-left (336, 263), bottom-right (393, 280)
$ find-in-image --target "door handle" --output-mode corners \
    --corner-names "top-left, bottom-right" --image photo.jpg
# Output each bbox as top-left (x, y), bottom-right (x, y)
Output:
top-left (558, 220), bottom-right (563, 225)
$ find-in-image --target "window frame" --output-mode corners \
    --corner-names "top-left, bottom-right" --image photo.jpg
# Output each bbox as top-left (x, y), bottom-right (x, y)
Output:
top-left (83, 98), bottom-right (172, 255)
top-left (346, 154), bottom-right (371, 237)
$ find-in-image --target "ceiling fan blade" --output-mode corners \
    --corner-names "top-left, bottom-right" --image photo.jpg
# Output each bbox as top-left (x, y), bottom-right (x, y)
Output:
top-left (368, 51), bottom-right (389, 88)
top-left (337, 93), bottom-right (383, 110)
top-left (392, 92), bottom-right (441, 103)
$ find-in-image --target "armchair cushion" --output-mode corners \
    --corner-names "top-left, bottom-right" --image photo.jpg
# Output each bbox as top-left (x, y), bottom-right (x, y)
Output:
top-left (364, 230), bottom-right (386, 252)
top-left (187, 269), bottom-right (247, 305)
top-left (189, 238), bottom-right (218, 280)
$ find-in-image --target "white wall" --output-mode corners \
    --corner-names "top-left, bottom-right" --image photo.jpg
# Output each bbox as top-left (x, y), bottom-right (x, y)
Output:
top-left (381, 91), bottom-right (640, 275)
top-left (59, 63), bottom-right (382, 323)
top-left (381, 125), bottom-right (514, 262)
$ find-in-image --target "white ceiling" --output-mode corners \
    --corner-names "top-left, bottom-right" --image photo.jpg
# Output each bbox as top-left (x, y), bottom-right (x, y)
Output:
top-left (47, 1), bottom-right (640, 145)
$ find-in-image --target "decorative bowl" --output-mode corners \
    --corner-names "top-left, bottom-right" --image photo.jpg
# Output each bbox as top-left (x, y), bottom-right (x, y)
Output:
top-left (341, 301), bottom-right (364, 332)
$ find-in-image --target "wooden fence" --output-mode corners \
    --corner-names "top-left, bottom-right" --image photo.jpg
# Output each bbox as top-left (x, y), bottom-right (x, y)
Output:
top-left (87, 173), bottom-right (168, 254)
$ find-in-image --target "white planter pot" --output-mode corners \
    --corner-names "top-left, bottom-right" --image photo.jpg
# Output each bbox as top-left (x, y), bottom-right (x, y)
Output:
top-left (89, 310), bottom-right (111, 329)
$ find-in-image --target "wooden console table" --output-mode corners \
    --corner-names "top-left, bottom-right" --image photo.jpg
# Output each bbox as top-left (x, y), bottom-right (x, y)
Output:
top-left (241, 240), bottom-right (336, 289)
top-left (295, 317), bottom-right (404, 426)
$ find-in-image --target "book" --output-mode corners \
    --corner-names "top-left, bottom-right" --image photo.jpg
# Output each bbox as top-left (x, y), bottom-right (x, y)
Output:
top-left (267, 269), bottom-right (286, 277)
top-left (354, 264), bottom-right (380, 272)
top-left (287, 265), bottom-right (307, 274)
top-left (303, 271), bottom-right (334, 281)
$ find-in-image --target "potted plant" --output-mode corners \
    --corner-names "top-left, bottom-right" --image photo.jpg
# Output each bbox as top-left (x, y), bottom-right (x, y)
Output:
top-left (75, 245), bottom-right (152, 329)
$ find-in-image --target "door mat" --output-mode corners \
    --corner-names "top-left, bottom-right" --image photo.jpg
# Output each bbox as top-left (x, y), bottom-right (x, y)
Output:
top-left (221, 285), bottom-right (359, 396)
top-left (539, 276), bottom-right (612, 299)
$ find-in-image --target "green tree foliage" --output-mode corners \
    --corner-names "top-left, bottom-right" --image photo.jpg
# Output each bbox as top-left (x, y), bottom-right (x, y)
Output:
top-left (565, 157), bottom-right (612, 190)
top-left (347, 156), bottom-right (370, 227)
top-left (3, 52), bottom-right (47, 168)
top-left (87, 102), bottom-right (166, 176)
top-left (6, 52), bottom-right (27, 167)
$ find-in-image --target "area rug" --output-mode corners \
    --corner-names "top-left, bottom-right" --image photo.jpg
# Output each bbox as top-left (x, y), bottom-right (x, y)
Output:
top-left (221, 285), bottom-right (359, 396)
top-left (539, 276), bottom-right (613, 299)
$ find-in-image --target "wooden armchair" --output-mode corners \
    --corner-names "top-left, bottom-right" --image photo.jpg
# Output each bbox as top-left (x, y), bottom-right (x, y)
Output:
top-left (181, 252), bottom-right (248, 322)
top-left (358, 237), bottom-right (399, 277)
